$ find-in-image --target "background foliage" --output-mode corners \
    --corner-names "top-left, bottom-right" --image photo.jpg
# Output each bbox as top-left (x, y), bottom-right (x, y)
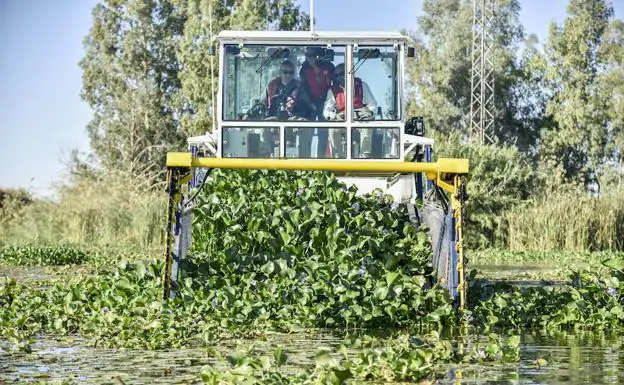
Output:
top-left (1, 0), bottom-right (623, 252)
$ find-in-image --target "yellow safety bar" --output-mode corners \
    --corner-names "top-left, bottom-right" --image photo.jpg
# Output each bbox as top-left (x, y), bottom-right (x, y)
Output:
top-left (163, 152), bottom-right (470, 311)
top-left (166, 152), bottom-right (468, 194)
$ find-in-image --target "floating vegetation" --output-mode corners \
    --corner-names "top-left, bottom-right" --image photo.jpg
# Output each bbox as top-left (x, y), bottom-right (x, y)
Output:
top-left (1, 170), bottom-right (624, 383)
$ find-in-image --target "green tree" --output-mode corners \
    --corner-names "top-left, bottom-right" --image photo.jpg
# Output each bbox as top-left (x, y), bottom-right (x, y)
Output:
top-left (80, 0), bottom-right (187, 179)
top-left (175, 0), bottom-right (309, 137)
top-left (597, 19), bottom-right (624, 190)
top-left (405, 0), bottom-right (472, 136)
top-left (510, 33), bottom-right (551, 155)
top-left (405, 0), bottom-right (528, 148)
top-left (539, 0), bottom-right (614, 188)
top-left (80, 0), bottom-right (309, 178)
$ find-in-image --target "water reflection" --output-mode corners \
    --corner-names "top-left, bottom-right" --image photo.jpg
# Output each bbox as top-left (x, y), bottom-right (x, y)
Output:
top-left (441, 331), bottom-right (624, 385)
top-left (1, 331), bottom-right (623, 384)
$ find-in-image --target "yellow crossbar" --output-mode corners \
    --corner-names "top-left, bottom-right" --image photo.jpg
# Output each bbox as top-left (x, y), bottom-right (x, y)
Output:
top-left (166, 152), bottom-right (468, 177)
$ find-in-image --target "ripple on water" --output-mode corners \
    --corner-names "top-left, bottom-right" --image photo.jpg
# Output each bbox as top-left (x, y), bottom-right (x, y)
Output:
top-left (1, 331), bottom-right (623, 384)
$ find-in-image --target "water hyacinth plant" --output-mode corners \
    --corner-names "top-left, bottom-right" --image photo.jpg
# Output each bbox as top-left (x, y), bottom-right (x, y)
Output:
top-left (184, 169), bottom-right (456, 330)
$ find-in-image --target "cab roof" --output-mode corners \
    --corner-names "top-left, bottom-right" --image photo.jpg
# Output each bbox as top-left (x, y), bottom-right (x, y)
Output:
top-left (215, 30), bottom-right (413, 45)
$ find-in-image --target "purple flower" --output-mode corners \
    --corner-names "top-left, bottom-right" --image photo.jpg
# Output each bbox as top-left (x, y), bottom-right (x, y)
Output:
top-left (211, 297), bottom-right (218, 309)
top-left (101, 307), bottom-right (109, 314)
top-left (296, 189), bottom-right (303, 196)
top-left (391, 202), bottom-right (399, 210)
top-left (358, 264), bottom-right (366, 277)
top-left (607, 287), bottom-right (618, 297)
top-left (351, 202), bottom-right (360, 212)
top-left (376, 192), bottom-right (384, 200)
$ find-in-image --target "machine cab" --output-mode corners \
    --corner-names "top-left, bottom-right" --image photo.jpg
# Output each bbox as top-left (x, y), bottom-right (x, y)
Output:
top-left (197, 30), bottom-right (423, 161)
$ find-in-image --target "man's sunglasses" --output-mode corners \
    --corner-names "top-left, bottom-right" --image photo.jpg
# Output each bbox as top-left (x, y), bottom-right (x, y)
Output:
top-left (280, 70), bottom-right (294, 75)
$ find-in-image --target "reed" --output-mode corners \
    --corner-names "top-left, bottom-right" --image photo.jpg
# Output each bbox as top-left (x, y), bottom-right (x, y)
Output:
top-left (0, 171), bottom-right (166, 247)
top-left (503, 187), bottom-right (624, 252)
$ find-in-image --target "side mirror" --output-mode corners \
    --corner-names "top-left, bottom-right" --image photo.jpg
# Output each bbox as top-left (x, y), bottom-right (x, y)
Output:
top-left (321, 48), bottom-right (335, 61)
top-left (306, 47), bottom-right (335, 61)
top-left (405, 116), bottom-right (425, 136)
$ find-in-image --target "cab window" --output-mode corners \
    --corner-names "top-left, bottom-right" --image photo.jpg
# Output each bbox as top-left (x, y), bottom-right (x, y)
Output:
top-left (222, 44), bottom-right (346, 122)
top-left (349, 46), bottom-right (400, 121)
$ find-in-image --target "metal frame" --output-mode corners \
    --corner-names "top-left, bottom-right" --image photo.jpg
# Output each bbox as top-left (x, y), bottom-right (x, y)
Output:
top-left (163, 155), bottom-right (469, 309)
top-left (215, 31), bottom-right (412, 161)
top-left (469, 0), bottom-right (496, 144)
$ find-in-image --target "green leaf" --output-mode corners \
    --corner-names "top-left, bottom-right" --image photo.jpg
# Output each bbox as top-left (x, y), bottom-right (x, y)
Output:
top-left (506, 335), bottom-right (521, 348)
top-left (273, 346), bottom-right (288, 366)
top-left (260, 261), bottom-right (275, 276)
top-left (374, 286), bottom-right (389, 300)
top-left (328, 368), bottom-right (353, 384)
top-left (279, 230), bottom-right (291, 245)
top-left (494, 296), bottom-right (507, 308)
top-left (385, 271), bottom-right (400, 286)
top-left (115, 277), bottom-right (132, 292)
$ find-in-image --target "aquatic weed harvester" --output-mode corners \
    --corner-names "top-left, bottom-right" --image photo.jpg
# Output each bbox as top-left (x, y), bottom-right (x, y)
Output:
top-left (162, 29), bottom-right (470, 310)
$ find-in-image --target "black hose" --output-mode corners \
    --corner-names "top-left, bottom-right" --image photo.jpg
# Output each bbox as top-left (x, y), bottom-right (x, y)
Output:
top-left (184, 168), bottom-right (213, 208)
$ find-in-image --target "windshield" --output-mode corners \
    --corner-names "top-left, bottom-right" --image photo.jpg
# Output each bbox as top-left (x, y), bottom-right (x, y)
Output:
top-left (222, 44), bottom-right (346, 122)
top-left (350, 45), bottom-right (400, 121)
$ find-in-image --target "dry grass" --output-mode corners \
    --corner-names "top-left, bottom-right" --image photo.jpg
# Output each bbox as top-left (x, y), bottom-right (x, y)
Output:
top-left (0, 171), bottom-right (166, 247)
top-left (503, 186), bottom-right (624, 252)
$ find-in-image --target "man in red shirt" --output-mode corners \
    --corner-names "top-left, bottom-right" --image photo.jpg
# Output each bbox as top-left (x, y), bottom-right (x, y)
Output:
top-left (244, 60), bottom-right (301, 156)
top-left (263, 60), bottom-right (300, 119)
top-left (323, 63), bottom-right (377, 158)
top-left (298, 47), bottom-right (335, 158)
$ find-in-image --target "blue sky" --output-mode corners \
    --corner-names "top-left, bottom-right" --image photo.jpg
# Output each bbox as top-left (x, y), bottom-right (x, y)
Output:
top-left (0, 0), bottom-right (622, 196)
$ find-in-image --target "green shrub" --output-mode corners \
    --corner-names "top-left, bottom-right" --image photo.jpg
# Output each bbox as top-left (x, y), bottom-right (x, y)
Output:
top-left (434, 134), bottom-right (535, 249)
top-left (0, 188), bottom-right (32, 210)
top-left (0, 244), bottom-right (90, 266)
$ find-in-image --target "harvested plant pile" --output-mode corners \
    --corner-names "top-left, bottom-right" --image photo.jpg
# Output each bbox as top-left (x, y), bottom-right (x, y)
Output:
top-left (184, 169), bottom-right (455, 330)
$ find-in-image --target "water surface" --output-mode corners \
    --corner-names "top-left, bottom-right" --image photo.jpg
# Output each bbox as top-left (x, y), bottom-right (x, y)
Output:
top-left (2, 331), bottom-right (623, 384)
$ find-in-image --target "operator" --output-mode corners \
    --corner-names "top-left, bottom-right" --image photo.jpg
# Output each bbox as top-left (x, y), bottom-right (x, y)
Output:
top-left (263, 60), bottom-right (301, 120)
top-left (246, 60), bottom-right (303, 157)
top-left (298, 47), bottom-right (335, 158)
top-left (323, 63), bottom-right (378, 158)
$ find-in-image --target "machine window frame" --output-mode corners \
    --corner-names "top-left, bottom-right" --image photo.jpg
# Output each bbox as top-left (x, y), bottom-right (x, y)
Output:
top-left (350, 127), bottom-right (401, 159)
top-left (220, 43), bottom-right (347, 123)
top-left (348, 45), bottom-right (402, 122)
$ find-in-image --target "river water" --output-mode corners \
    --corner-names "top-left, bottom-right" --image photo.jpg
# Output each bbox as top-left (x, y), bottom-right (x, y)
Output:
top-left (1, 331), bottom-right (623, 384)
top-left (2, 260), bottom-right (623, 383)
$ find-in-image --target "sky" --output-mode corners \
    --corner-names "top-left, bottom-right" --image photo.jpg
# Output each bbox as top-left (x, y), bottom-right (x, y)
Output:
top-left (0, 0), bottom-right (622, 197)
